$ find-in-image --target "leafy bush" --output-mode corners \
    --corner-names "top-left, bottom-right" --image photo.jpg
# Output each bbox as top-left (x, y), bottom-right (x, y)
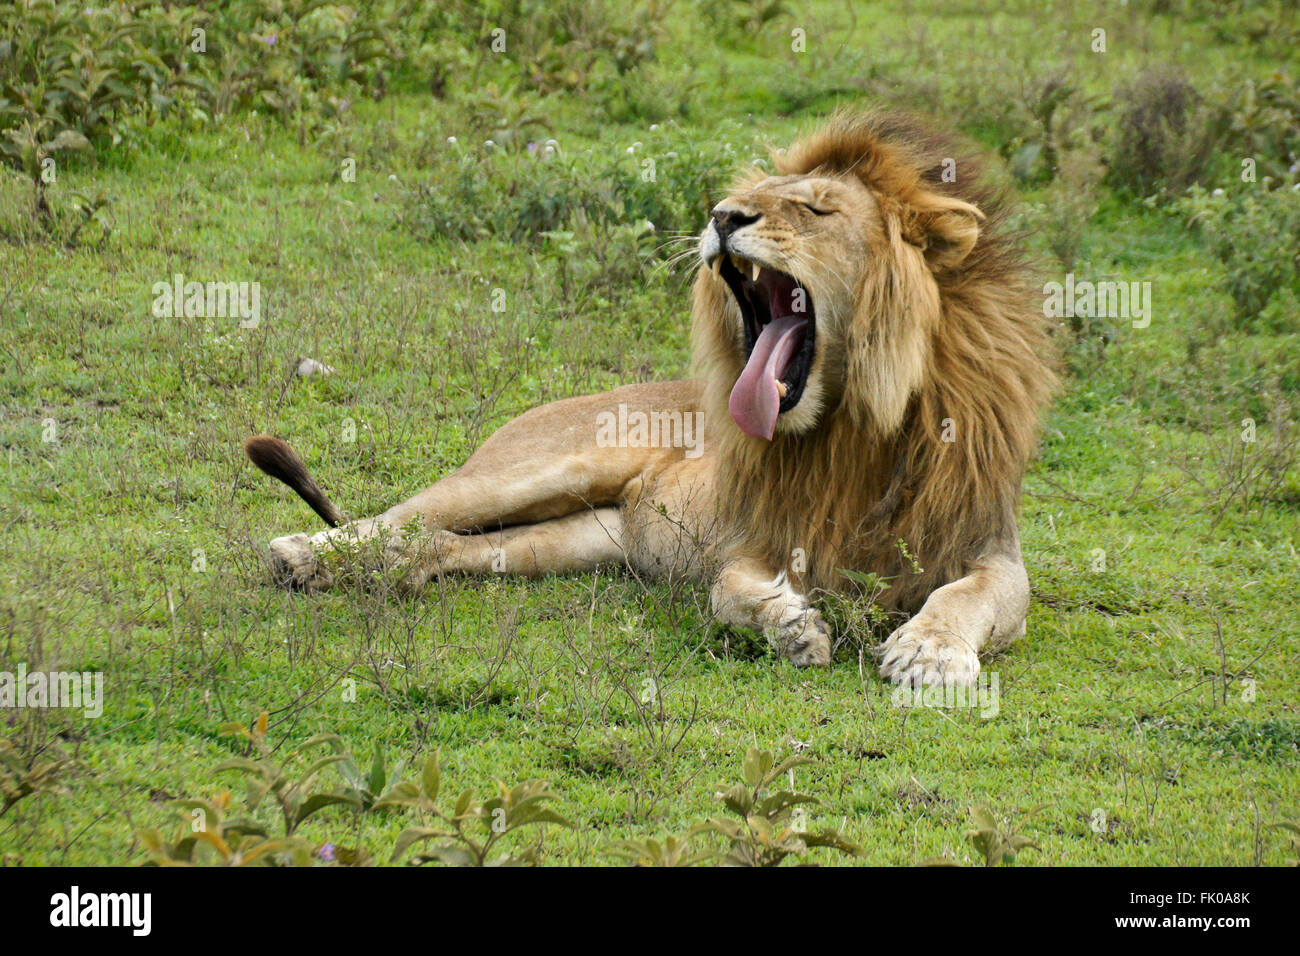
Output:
top-left (607, 832), bottom-right (715, 866)
top-left (211, 712), bottom-right (365, 836)
top-left (1108, 67), bottom-right (1222, 197)
top-left (379, 751), bottom-right (572, 866)
top-left (0, 0), bottom-right (399, 226)
top-left (0, 736), bottom-right (70, 819)
top-left (605, 746), bottom-right (861, 867)
top-left (404, 136), bottom-right (728, 246)
top-left (923, 805), bottom-right (1043, 866)
top-left (0, 1), bottom-right (187, 218)
top-left (0, 1), bottom-right (191, 152)
top-left (1220, 70), bottom-right (1300, 185)
top-left (138, 791), bottom-right (318, 867)
top-left (137, 719), bottom-right (575, 867)
top-left (200, 0), bottom-right (398, 133)
top-left (1173, 182), bottom-right (1300, 325)
top-left (692, 747), bottom-right (861, 866)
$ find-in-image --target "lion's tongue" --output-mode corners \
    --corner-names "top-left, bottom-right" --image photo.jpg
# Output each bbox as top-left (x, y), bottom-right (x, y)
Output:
top-left (728, 316), bottom-right (807, 440)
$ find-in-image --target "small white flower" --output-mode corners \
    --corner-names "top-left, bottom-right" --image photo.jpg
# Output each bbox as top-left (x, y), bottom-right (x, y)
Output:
top-left (485, 139), bottom-right (495, 148)
top-left (1212, 188), bottom-right (1225, 197)
top-left (649, 124), bottom-right (659, 131)
top-left (447, 136), bottom-right (457, 144)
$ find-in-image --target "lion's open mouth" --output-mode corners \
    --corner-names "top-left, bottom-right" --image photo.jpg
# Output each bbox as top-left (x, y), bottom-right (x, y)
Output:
top-left (715, 253), bottom-right (816, 440)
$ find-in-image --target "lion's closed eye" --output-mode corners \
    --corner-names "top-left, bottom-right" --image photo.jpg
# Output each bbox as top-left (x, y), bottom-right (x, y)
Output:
top-left (800, 202), bottom-right (834, 216)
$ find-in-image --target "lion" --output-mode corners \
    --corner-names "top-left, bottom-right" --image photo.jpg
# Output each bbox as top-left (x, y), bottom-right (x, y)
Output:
top-left (245, 110), bottom-right (1055, 688)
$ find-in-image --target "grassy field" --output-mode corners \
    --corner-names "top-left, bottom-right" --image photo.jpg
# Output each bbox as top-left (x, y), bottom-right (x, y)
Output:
top-left (1, 0), bottom-right (1297, 866)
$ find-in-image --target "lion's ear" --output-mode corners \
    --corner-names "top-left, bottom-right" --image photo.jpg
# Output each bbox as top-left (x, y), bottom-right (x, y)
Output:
top-left (900, 194), bottom-right (984, 270)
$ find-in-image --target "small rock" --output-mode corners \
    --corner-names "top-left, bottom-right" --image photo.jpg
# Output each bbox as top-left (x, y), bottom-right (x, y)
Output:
top-left (296, 357), bottom-right (336, 378)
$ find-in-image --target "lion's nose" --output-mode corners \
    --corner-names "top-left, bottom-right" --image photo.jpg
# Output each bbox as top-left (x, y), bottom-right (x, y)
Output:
top-left (710, 207), bottom-right (760, 241)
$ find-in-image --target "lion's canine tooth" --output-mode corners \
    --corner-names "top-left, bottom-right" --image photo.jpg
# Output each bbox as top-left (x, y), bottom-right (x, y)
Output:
top-left (776, 381), bottom-right (788, 397)
top-left (729, 253), bottom-right (741, 271)
top-left (751, 262), bottom-right (761, 282)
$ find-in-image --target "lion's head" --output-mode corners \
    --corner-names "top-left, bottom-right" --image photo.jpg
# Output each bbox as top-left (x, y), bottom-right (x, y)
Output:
top-left (691, 110), bottom-right (1056, 610)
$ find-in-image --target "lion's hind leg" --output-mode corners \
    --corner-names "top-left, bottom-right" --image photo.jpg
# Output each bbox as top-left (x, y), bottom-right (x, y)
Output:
top-left (397, 506), bottom-right (626, 591)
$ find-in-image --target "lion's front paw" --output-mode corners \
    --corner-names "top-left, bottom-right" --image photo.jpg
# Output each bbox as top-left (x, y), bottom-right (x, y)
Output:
top-left (268, 533), bottom-right (333, 591)
top-left (875, 619), bottom-right (979, 687)
top-left (777, 613), bottom-right (832, 667)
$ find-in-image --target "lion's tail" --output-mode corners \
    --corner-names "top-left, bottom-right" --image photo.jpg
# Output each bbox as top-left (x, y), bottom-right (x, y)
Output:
top-left (243, 435), bottom-right (345, 528)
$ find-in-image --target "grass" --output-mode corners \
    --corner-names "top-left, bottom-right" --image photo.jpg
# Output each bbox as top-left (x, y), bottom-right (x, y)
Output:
top-left (0, 0), bottom-right (1297, 866)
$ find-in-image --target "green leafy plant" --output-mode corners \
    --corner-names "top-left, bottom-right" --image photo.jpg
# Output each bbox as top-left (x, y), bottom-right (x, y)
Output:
top-left (964, 804), bottom-right (1042, 866)
top-left (1173, 182), bottom-right (1300, 325)
top-left (1220, 71), bottom-right (1300, 186)
top-left (0, 121), bottom-right (90, 219)
top-left (136, 791), bottom-right (315, 867)
top-left (206, 0), bottom-right (398, 141)
top-left (404, 134), bottom-right (725, 252)
top-left (0, 737), bottom-right (71, 818)
top-left (607, 832), bottom-right (713, 867)
top-left (0, 0), bottom-right (401, 221)
top-left (336, 740), bottom-right (405, 813)
top-left (214, 711), bottom-right (362, 836)
top-left (732, 0), bottom-right (792, 36)
top-left (378, 751), bottom-right (572, 866)
top-left (135, 716), bottom-right (398, 866)
top-left (66, 186), bottom-right (111, 245)
top-left (693, 747), bottom-right (861, 866)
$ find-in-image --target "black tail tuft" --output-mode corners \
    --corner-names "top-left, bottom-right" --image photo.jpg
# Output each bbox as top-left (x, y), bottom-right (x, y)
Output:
top-left (244, 434), bottom-right (345, 527)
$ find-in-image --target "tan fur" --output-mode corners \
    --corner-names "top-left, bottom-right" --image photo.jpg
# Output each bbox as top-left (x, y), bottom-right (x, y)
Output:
top-left (248, 109), bottom-right (1056, 685)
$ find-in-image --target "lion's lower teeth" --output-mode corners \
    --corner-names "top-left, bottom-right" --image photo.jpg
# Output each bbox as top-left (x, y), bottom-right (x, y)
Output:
top-left (776, 381), bottom-right (788, 397)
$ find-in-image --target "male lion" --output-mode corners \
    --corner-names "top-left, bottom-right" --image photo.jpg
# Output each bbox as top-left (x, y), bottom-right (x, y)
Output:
top-left (246, 110), bottom-right (1055, 688)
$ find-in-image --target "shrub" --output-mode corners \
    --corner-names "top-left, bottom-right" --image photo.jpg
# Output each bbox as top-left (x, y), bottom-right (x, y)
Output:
top-left (201, 0), bottom-right (399, 132)
top-left (404, 136), bottom-right (729, 247)
top-left (1108, 67), bottom-right (1222, 197)
top-left (380, 751), bottom-right (572, 867)
top-left (1221, 70), bottom-right (1300, 185)
top-left (1173, 182), bottom-right (1300, 326)
top-left (692, 747), bottom-right (861, 866)
top-left (0, 0), bottom-right (400, 228)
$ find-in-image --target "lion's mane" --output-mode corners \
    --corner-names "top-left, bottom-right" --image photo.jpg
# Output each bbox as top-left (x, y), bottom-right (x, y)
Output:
top-left (692, 110), bottom-right (1057, 613)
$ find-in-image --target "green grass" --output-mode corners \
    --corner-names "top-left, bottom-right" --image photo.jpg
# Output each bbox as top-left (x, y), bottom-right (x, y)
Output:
top-left (0, 0), bottom-right (1297, 866)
